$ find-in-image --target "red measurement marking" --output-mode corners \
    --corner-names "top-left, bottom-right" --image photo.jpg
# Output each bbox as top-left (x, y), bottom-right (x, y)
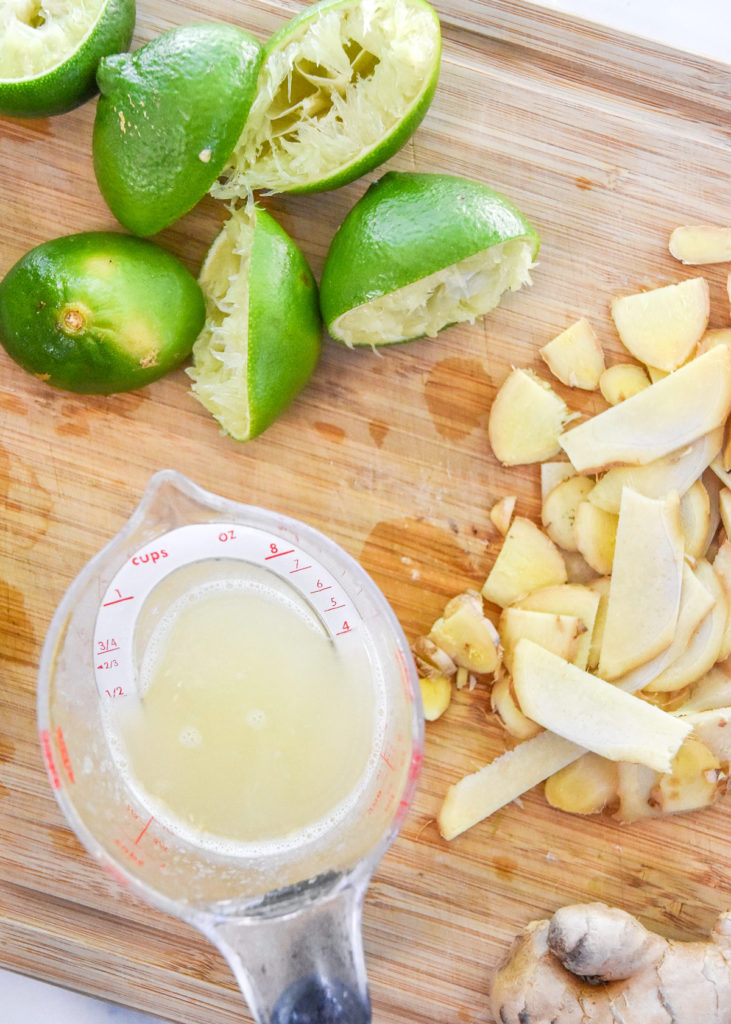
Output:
top-left (103, 595), bottom-right (134, 607)
top-left (324, 603), bottom-right (346, 613)
top-left (380, 752), bottom-right (395, 770)
top-left (55, 727), bottom-right (75, 784)
top-left (289, 563), bottom-right (312, 574)
top-left (96, 639), bottom-right (120, 654)
top-left (335, 625), bottom-right (353, 636)
top-left (265, 548), bottom-right (295, 560)
top-left (134, 815), bottom-right (154, 846)
top-left (311, 583), bottom-right (332, 593)
top-left (39, 729), bottom-right (60, 789)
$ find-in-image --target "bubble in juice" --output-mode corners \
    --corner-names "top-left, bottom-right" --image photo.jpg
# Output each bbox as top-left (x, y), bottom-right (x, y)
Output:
top-left (105, 570), bottom-right (381, 854)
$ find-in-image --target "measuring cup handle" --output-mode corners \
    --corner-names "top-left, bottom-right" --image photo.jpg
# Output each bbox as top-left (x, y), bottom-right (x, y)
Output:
top-left (206, 869), bottom-right (372, 1024)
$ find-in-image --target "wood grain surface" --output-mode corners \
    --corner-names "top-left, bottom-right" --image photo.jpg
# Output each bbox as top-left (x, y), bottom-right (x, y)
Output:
top-left (1, 1), bottom-right (730, 1021)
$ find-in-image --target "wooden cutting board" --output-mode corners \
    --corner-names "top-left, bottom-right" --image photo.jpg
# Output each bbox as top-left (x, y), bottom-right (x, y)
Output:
top-left (1, 1), bottom-right (730, 1021)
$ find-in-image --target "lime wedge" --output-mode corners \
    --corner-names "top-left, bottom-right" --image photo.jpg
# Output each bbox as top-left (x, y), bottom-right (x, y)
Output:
top-left (319, 171), bottom-right (540, 346)
top-left (213, 0), bottom-right (441, 196)
top-left (187, 205), bottom-right (321, 441)
top-left (93, 23), bottom-right (262, 236)
top-left (0, 0), bottom-right (135, 117)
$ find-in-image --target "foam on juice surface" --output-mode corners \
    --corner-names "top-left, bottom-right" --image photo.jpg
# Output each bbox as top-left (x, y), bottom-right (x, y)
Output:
top-left (104, 570), bottom-right (382, 856)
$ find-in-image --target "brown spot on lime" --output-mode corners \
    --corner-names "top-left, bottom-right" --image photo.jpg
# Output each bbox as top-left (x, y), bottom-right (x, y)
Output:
top-left (62, 307), bottom-right (85, 332)
top-left (139, 349), bottom-right (159, 368)
top-left (313, 421), bottom-right (345, 443)
top-left (369, 418), bottom-right (389, 447)
top-left (424, 357), bottom-right (491, 440)
top-left (359, 518), bottom-right (491, 638)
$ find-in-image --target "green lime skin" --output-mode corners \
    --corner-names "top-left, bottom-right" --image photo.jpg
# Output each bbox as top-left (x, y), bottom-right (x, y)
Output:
top-left (0, 0), bottom-right (136, 118)
top-left (247, 210), bottom-right (322, 439)
top-left (93, 23), bottom-right (263, 236)
top-left (0, 232), bottom-right (205, 394)
top-left (319, 170), bottom-right (540, 330)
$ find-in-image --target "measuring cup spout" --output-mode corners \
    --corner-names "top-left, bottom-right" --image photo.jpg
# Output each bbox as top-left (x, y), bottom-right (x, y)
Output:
top-left (204, 868), bottom-right (373, 1024)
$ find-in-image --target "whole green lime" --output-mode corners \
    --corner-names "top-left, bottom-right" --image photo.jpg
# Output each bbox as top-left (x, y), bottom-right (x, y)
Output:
top-left (319, 171), bottom-right (540, 346)
top-left (213, 0), bottom-right (441, 197)
top-left (0, 0), bottom-right (135, 118)
top-left (93, 23), bottom-right (263, 236)
top-left (0, 232), bottom-right (205, 394)
top-left (187, 204), bottom-right (321, 441)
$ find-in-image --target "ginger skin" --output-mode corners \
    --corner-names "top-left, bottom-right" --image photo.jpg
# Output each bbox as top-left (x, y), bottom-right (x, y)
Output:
top-left (491, 902), bottom-right (731, 1024)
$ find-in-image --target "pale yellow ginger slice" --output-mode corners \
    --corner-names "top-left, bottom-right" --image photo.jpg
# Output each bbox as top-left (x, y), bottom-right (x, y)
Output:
top-left (587, 429), bottom-right (722, 515)
top-left (610, 277), bottom-right (710, 372)
top-left (514, 582), bottom-right (600, 672)
top-left (544, 752), bottom-right (619, 815)
top-left (539, 317), bottom-right (605, 390)
top-left (651, 735), bottom-right (723, 815)
top-left (710, 454), bottom-right (731, 490)
top-left (614, 561), bottom-right (715, 695)
top-left (411, 636), bottom-right (457, 679)
top-left (599, 362), bottom-right (651, 405)
top-left (679, 479), bottom-right (712, 559)
top-left (481, 517), bottom-right (567, 608)
top-left (419, 675), bottom-right (452, 721)
top-left (428, 590), bottom-right (501, 675)
top-left (681, 706), bottom-right (731, 762)
top-left (598, 489), bottom-right (684, 680)
top-left (437, 730), bottom-right (585, 839)
top-left (498, 606), bottom-right (583, 674)
top-left (489, 494), bottom-right (516, 536)
top-left (675, 665), bottom-right (731, 715)
top-left (670, 225), bottom-right (731, 265)
top-left (644, 559), bottom-right (728, 693)
top-left (615, 761), bottom-right (660, 822)
top-left (719, 488), bottom-right (731, 536)
top-left (643, 559), bottom-right (726, 693)
top-left (491, 672), bottom-right (542, 740)
top-left (585, 576), bottom-right (610, 671)
top-left (488, 367), bottom-right (576, 466)
top-left (698, 327), bottom-right (731, 356)
top-left (539, 461), bottom-right (576, 503)
top-left (574, 501), bottom-right (617, 576)
top-left (713, 540), bottom-right (731, 661)
top-left (512, 639), bottom-right (691, 772)
top-left (558, 346), bottom-right (731, 474)
top-left (541, 474), bottom-right (594, 552)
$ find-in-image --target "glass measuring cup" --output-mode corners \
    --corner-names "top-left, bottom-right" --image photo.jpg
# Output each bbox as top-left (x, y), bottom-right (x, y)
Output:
top-left (37, 469), bottom-right (423, 1024)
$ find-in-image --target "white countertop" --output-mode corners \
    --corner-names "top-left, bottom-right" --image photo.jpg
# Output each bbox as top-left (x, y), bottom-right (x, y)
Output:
top-left (2, 1), bottom-right (728, 1021)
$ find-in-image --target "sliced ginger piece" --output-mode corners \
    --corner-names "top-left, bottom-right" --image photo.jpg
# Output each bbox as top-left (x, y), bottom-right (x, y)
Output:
top-left (482, 517), bottom-right (567, 608)
top-left (650, 735), bottom-right (723, 815)
top-left (598, 489), bottom-right (684, 680)
top-left (514, 582), bottom-right (600, 672)
top-left (541, 474), bottom-right (594, 551)
top-left (488, 367), bottom-right (576, 466)
top-left (713, 540), bottom-right (731, 661)
top-left (614, 761), bottom-right (660, 822)
top-left (540, 461), bottom-right (575, 502)
top-left (539, 317), bottom-right (605, 390)
top-left (512, 639), bottom-right (691, 772)
top-left (669, 225), bottom-right (731, 265)
top-left (615, 561), bottom-right (715, 695)
top-left (585, 576), bottom-right (610, 671)
top-left (437, 730), bottom-right (585, 839)
top-left (587, 429), bottom-right (722, 515)
top-left (558, 346), bottom-right (731, 474)
top-left (676, 664), bottom-right (731, 715)
top-left (681, 706), bottom-right (731, 763)
top-left (643, 559), bottom-right (727, 693)
top-left (679, 479), bottom-right (711, 559)
top-left (599, 362), bottom-right (651, 405)
top-left (697, 327), bottom-right (731, 356)
top-left (498, 606), bottom-right (583, 674)
top-left (419, 675), bottom-right (452, 721)
top-left (428, 590), bottom-right (501, 675)
top-left (719, 488), bottom-right (731, 537)
top-left (574, 500), bottom-right (617, 575)
top-left (544, 751), bottom-right (618, 815)
top-left (491, 672), bottom-right (542, 740)
top-left (489, 494), bottom-right (516, 536)
top-left (610, 277), bottom-right (710, 372)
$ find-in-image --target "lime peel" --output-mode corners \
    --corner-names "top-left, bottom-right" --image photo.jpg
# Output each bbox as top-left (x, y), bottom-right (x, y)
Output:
top-left (333, 239), bottom-right (535, 347)
top-left (188, 204), bottom-right (322, 441)
top-left (213, 0), bottom-right (441, 196)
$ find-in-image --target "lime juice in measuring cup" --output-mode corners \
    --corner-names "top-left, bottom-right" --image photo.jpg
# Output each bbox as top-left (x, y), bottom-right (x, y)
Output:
top-left (37, 470), bottom-right (423, 1024)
